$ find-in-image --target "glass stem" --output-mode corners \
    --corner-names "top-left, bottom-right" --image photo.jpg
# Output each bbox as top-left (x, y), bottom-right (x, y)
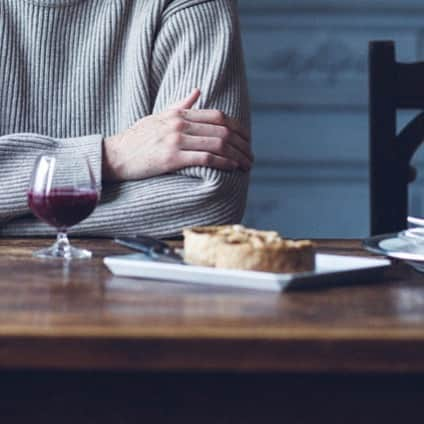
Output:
top-left (56, 231), bottom-right (71, 257)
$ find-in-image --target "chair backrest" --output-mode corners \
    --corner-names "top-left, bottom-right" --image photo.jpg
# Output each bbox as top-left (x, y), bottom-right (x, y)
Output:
top-left (369, 40), bottom-right (424, 235)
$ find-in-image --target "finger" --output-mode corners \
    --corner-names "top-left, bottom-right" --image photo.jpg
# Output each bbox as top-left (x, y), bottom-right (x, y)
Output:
top-left (180, 135), bottom-right (252, 171)
top-left (178, 151), bottom-right (239, 171)
top-left (181, 109), bottom-right (250, 140)
top-left (184, 122), bottom-right (253, 160)
top-left (227, 132), bottom-right (254, 163)
top-left (170, 88), bottom-right (201, 110)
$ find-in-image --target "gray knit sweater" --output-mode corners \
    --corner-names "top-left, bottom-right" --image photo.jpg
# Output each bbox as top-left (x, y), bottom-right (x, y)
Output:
top-left (0, 0), bottom-right (249, 237)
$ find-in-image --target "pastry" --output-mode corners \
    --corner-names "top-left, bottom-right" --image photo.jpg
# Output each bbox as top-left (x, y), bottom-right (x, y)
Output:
top-left (183, 225), bottom-right (315, 273)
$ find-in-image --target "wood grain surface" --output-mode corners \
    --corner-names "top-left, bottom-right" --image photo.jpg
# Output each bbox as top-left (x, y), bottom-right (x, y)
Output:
top-left (0, 238), bottom-right (421, 373)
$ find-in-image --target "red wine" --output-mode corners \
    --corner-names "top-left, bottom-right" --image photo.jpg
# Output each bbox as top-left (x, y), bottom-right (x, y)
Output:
top-left (28, 187), bottom-right (98, 229)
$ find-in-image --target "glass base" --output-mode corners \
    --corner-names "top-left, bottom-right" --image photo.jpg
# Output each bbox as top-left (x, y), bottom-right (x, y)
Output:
top-left (33, 232), bottom-right (92, 260)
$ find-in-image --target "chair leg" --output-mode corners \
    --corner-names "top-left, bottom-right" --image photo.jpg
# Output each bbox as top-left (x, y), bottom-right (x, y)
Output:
top-left (370, 160), bottom-right (408, 234)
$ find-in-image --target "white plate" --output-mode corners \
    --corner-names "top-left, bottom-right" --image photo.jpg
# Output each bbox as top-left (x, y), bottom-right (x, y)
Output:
top-left (363, 232), bottom-right (424, 272)
top-left (104, 253), bottom-right (391, 292)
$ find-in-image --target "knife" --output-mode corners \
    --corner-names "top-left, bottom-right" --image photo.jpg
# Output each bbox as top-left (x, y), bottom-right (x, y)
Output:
top-left (114, 235), bottom-right (185, 264)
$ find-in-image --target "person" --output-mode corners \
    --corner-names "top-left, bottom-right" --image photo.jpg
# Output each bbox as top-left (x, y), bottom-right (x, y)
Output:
top-left (0, 0), bottom-right (252, 237)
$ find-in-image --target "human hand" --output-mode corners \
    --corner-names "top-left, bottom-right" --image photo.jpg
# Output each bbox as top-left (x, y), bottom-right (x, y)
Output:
top-left (102, 89), bottom-right (253, 182)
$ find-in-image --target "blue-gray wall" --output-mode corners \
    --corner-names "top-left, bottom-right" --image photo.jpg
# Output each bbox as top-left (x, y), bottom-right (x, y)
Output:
top-left (238, 0), bottom-right (424, 238)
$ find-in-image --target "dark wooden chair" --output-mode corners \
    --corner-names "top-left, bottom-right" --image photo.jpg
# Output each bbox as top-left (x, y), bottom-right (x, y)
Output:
top-left (369, 40), bottom-right (424, 235)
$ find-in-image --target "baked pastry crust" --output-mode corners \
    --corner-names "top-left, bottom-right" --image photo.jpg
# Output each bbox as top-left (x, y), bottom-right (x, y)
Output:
top-left (183, 225), bottom-right (315, 273)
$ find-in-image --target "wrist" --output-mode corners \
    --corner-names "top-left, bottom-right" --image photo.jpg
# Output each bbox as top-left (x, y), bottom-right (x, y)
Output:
top-left (102, 135), bottom-right (120, 182)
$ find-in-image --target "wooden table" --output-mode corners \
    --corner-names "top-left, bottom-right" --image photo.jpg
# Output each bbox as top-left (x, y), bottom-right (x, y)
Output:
top-left (1, 238), bottom-right (424, 423)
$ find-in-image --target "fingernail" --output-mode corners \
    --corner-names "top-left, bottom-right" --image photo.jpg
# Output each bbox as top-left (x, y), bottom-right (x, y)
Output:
top-left (239, 162), bottom-right (250, 171)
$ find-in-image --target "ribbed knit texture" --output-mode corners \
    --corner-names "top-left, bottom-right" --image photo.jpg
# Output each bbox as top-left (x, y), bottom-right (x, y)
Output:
top-left (0, 0), bottom-right (249, 237)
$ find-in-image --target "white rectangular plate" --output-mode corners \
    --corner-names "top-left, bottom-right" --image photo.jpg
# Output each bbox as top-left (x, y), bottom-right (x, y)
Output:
top-left (103, 253), bottom-right (391, 292)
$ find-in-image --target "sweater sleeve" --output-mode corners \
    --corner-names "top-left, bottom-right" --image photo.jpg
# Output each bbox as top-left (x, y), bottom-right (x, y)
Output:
top-left (0, 0), bottom-right (250, 238)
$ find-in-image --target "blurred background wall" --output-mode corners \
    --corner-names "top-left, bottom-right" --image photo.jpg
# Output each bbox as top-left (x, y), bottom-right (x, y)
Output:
top-left (238, 0), bottom-right (424, 238)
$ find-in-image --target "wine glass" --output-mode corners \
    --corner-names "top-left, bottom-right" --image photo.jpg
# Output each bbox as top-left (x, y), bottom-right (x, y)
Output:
top-left (27, 154), bottom-right (99, 259)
